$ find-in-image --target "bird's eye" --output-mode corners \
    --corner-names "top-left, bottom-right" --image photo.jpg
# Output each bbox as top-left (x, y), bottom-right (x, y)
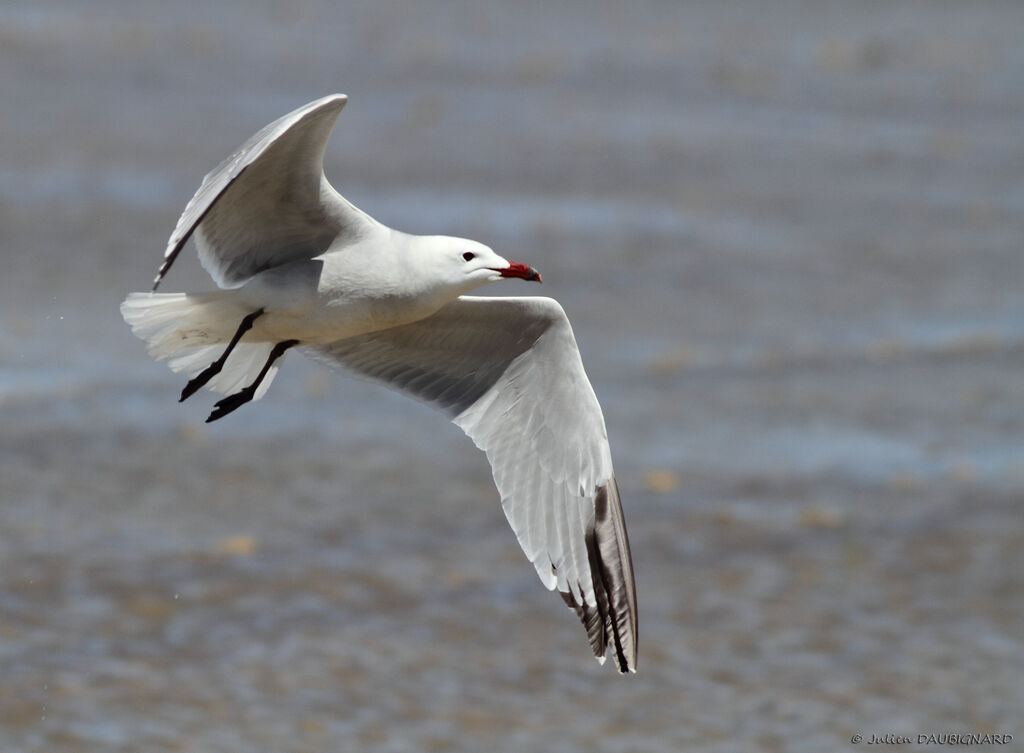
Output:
top-left (462, 252), bottom-right (475, 262)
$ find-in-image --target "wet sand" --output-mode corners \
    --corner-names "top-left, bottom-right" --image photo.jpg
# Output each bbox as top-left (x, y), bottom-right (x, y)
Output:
top-left (1, 1), bottom-right (1022, 751)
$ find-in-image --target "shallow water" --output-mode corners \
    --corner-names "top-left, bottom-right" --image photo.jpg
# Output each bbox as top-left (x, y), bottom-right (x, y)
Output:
top-left (1, 1), bottom-right (1023, 751)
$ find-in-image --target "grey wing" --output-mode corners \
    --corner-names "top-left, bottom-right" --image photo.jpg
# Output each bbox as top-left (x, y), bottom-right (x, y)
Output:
top-left (307, 296), bottom-right (638, 672)
top-left (152, 94), bottom-right (376, 291)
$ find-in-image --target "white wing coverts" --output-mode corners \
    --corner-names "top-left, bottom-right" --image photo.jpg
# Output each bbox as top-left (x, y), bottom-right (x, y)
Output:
top-left (310, 296), bottom-right (638, 672)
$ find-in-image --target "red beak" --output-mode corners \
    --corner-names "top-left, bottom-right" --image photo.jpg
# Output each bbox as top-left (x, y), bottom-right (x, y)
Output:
top-left (492, 262), bottom-right (542, 283)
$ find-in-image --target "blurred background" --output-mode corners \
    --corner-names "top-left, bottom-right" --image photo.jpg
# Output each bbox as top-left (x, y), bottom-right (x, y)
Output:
top-left (1, 1), bottom-right (1022, 751)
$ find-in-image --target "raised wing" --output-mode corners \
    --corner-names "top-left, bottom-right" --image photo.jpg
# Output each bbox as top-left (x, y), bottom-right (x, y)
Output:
top-left (308, 296), bottom-right (637, 672)
top-left (152, 94), bottom-right (377, 291)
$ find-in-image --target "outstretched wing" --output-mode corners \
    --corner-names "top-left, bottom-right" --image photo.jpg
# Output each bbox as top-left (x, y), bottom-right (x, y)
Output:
top-left (153, 94), bottom-right (377, 291)
top-left (307, 296), bottom-right (638, 672)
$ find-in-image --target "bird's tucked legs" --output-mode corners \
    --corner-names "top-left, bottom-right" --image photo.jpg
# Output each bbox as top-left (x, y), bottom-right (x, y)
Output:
top-left (205, 339), bottom-right (300, 423)
top-left (180, 308), bottom-right (265, 402)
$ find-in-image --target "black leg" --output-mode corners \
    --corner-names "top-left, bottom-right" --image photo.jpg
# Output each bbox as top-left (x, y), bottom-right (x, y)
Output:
top-left (180, 308), bottom-right (265, 402)
top-left (205, 339), bottom-right (299, 423)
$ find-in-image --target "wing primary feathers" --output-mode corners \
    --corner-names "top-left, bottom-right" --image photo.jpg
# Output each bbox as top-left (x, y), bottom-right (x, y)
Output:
top-left (562, 478), bottom-right (637, 673)
top-left (593, 478), bottom-right (638, 672)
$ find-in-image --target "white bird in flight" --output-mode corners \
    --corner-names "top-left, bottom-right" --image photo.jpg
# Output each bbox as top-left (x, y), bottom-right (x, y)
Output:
top-left (120, 94), bottom-right (637, 672)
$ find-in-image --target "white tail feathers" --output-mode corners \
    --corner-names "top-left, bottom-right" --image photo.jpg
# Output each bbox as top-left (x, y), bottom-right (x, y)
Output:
top-left (120, 292), bottom-right (283, 399)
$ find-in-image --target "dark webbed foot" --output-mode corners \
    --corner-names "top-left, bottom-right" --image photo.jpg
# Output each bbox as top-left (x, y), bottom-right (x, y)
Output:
top-left (206, 386), bottom-right (258, 422)
top-left (204, 339), bottom-right (299, 423)
top-left (181, 308), bottom-right (265, 402)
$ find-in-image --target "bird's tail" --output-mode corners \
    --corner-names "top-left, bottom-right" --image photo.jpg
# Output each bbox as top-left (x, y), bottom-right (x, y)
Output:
top-left (120, 291), bottom-right (280, 399)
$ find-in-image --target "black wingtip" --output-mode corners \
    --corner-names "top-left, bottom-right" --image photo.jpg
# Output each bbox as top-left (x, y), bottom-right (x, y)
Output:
top-left (595, 479), bottom-right (638, 673)
top-left (561, 479), bottom-right (638, 673)
top-left (152, 256), bottom-right (175, 291)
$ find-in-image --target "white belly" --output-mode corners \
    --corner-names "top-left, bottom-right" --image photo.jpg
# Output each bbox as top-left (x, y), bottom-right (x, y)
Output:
top-left (234, 255), bottom-right (446, 345)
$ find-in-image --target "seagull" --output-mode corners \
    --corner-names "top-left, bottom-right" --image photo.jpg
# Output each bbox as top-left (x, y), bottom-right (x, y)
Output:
top-left (120, 94), bottom-right (637, 672)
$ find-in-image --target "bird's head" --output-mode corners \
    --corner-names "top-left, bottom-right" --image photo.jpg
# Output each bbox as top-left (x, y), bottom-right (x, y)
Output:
top-left (428, 236), bottom-right (542, 294)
